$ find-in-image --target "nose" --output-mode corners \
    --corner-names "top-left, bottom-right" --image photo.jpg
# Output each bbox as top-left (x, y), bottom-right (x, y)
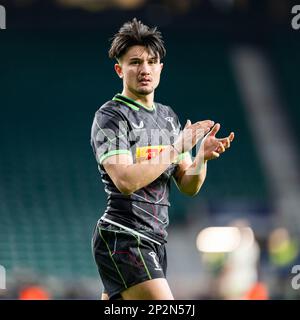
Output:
top-left (140, 62), bottom-right (151, 75)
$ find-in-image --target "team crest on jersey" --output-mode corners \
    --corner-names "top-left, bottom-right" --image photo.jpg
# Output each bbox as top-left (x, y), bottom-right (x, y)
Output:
top-left (148, 252), bottom-right (162, 271)
top-left (165, 117), bottom-right (177, 135)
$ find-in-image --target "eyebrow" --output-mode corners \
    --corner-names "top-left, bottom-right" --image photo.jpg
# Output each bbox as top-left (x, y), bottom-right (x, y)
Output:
top-left (129, 56), bottom-right (158, 61)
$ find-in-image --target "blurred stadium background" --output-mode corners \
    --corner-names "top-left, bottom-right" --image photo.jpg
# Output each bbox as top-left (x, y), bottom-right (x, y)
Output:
top-left (0, 0), bottom-right (300, 299)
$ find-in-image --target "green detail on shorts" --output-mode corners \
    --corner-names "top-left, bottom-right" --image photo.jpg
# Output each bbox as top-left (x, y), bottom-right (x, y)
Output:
top-left (99, 149), bottom-right (132, 164)
top-left (134, 234), bottom-right (152, 280)
top-left (109, 228), bottom-right (153, 281)
top-left (98, 227), bottom-right (128, 289)
top-left (113, 97), bottom-right (139, 111)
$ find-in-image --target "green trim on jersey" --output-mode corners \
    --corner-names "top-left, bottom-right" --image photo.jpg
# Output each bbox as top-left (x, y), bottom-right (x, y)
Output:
top-left (113, 93), bottom-right (156, 112)
top-left (113, 97), bottom-right (139, 111)
top-left (174, 151), bottom-right (191, 164)
top-left (99, 149), bottom-right (132, 164)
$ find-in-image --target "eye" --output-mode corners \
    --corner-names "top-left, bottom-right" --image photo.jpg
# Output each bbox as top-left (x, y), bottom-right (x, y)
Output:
top-left (149, 59), bottom-right (157, 65)
top-left (130, 60), bottom-right (140, 65)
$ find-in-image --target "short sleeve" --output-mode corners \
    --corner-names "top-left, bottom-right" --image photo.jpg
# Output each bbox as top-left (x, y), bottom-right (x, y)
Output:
top-left (91, 109), bottom-right (133, 165)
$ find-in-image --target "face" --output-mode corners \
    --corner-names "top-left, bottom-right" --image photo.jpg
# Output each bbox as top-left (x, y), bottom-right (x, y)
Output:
top-left (115, 45), bottom-right (163, 97)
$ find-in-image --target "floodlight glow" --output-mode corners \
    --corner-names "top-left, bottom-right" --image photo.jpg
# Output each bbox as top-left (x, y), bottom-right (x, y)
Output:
top-left (196, 227), bottom-right (241, 253)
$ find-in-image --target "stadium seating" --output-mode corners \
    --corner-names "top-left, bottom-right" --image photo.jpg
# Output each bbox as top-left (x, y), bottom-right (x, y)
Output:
top-left (0, 30), bottom-right (269, 279)
top-left (268, 35), bottom-right (300, 146)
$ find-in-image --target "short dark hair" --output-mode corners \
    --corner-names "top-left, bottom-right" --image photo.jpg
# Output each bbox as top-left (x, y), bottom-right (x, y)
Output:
top-left (108, 18), bottom-right (166, 61)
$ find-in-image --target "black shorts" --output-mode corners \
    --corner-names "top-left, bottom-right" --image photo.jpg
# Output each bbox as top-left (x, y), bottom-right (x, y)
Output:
top-left (92, 221), bottom-right (167, 299)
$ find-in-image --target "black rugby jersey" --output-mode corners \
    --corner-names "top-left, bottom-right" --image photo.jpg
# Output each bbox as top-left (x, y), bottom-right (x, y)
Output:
top-left (91, 93), bottom-right (189, 244)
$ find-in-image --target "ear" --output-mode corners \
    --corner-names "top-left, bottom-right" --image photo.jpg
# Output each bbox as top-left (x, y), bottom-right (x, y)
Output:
top-left (114, 63), bottom-right (123, 79)
top-left (160, 63), bottom-right (164, 71)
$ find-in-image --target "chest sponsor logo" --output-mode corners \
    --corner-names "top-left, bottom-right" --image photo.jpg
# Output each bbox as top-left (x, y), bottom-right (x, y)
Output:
top-left (136, 145), bottom-right (165, 160)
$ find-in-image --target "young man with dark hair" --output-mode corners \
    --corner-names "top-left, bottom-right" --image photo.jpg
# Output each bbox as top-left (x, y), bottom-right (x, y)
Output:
top-left (91, 18), bottom-right (234, 300)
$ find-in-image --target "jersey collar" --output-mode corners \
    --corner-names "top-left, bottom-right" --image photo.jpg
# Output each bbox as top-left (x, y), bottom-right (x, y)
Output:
top-left (112, 93), bottom-right (156, 112)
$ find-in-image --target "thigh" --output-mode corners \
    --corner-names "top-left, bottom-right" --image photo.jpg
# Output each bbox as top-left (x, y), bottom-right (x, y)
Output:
top-left (121, 278), bottom-right (174, 300)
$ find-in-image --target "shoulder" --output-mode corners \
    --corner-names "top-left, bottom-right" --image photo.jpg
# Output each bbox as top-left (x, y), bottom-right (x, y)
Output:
top-left (96, 100), bottom-right (122, 116)
top-left (94, 100), bottom-right (129, 122)
top-left (155, 102), bottom-right (179, 119)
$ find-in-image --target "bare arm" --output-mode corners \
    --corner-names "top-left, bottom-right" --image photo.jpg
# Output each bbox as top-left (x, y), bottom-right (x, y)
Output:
top-left (173, 153), bottom-right (208, 197)
top-left (103, 120), bottom-right (215, 195)
top-left (103, 145), bottom-right (178, 195)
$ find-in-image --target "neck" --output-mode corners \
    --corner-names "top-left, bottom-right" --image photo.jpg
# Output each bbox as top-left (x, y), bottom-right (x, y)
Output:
top-left (122, 89), bottom-right (154, 109)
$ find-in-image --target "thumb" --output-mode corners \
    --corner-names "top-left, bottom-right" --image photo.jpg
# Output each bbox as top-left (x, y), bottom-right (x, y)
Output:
top-left (208, 123), bottom-right (220, 137)
top-left (184, 119), bottom-right (191, 128)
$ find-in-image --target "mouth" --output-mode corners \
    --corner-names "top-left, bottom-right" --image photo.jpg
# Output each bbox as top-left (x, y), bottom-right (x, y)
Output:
top-left (139, 78), bottom-right (151, 86)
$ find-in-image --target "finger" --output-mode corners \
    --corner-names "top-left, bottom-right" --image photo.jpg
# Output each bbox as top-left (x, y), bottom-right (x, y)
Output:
top-left (185, 120), bottom-right (191, 129)
top-left (218, 136), bottom-right (232, 148)
top-left (208, 123), bottom-right (220, 137)
top-left (193, 120), bottom-right (215, 142)
top-left (217, 143), bottom-right (226, 153)
top-left (199, 122), bottom-right (215, 137)
top-left (221, 137), bottom-right (230, 149)
top-left (229, 132), bottom-right (235, 142)
top-left (184, 119), bottom-right (192, 129)
top-left (194, 125), bottom-right (210, 138)
top-left (212, 151), bottom-right (220, 159)
top-left (194, 120), bottom-right (214, 129)
top-left (195, 128), bottom-right (209, 141)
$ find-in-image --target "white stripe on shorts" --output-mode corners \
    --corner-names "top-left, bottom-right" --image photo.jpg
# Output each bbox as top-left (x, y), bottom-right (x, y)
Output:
top-left (99, 217), bottom-right (162, 246)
